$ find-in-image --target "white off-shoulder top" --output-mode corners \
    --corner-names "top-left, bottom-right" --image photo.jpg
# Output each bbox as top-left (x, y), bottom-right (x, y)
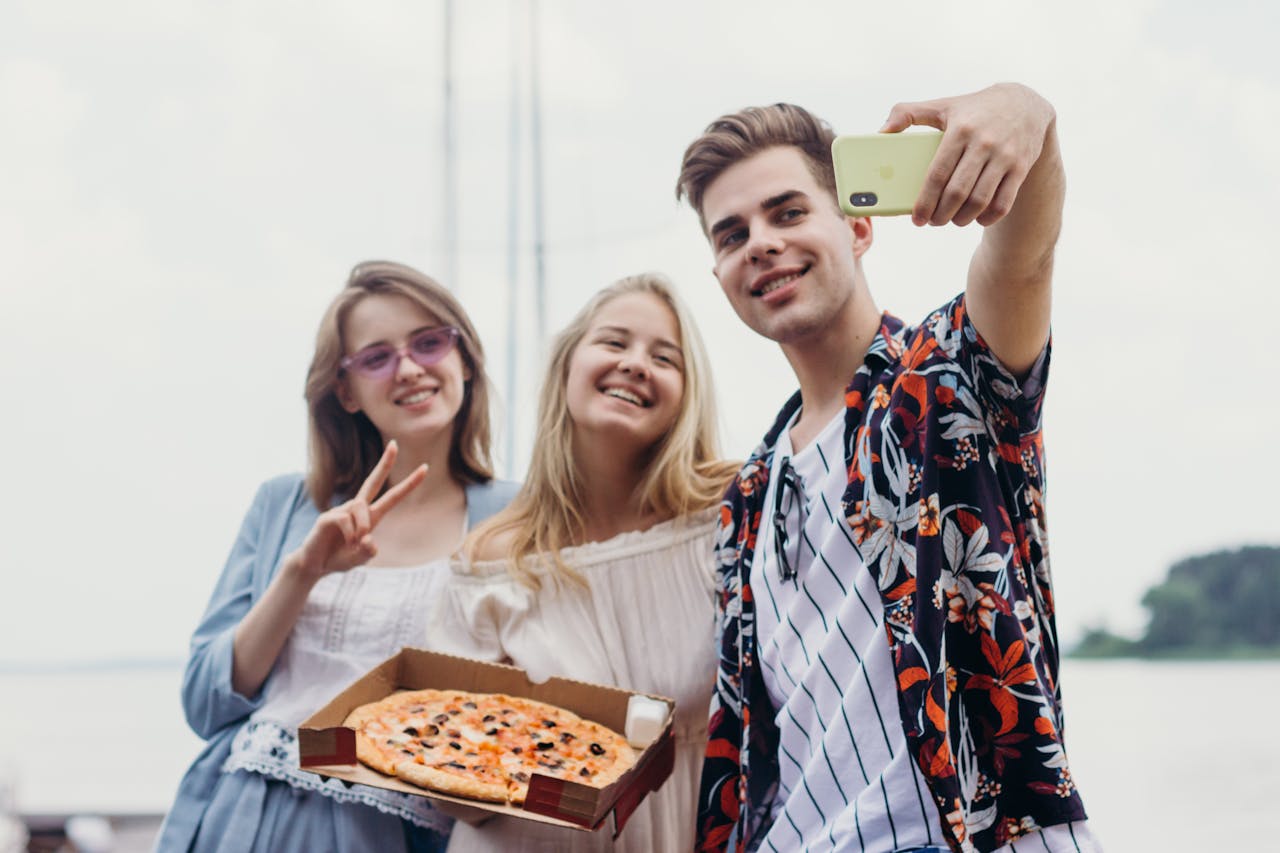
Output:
top-left (427, 509), bottom-right (719, 853)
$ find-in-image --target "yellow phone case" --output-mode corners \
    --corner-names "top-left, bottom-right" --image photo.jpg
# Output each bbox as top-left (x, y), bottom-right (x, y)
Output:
top-left (831, 131), bottom-right (943, 217)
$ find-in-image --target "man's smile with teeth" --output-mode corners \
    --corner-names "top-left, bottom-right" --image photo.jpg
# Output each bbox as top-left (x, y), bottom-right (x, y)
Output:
top-left (754, 267), bottom-right (808, 296)
top-left (603, 387), bottom-right (648, 407)
top-left (397, 389), bottom-right (437, 405)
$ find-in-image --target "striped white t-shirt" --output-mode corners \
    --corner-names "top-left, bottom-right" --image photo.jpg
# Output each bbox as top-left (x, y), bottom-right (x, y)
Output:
top-left (753, 409), bottom-right (1099, 853)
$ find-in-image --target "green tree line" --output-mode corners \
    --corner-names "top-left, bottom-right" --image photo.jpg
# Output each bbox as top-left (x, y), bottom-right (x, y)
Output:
top-left (1073, 545), bottom-right (1280, 658)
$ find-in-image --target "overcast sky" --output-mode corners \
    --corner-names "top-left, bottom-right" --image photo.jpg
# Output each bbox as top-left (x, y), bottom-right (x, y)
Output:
top-left (2, 0), bottom-right (1277, 665)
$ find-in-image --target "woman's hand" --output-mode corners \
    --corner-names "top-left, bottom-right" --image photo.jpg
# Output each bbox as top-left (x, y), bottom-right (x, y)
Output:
top-left (287, 440), bottom-right (429, 582)
top-left (230, 441), bottom-right (427, 699)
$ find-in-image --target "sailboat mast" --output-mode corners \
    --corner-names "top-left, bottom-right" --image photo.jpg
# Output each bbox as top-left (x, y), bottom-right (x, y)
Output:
top-left (504, 0), bottom-right (522, 476)
top-left (529, 0), bottom-right (547, 343)
top-left (443, 0), bottom-right (458, 290)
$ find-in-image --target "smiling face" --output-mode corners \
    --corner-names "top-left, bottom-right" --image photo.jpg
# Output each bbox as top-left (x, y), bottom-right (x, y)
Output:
top-left (564, 291), bottom-right (685, 455)
top-left (336, 292), bottom-right (468, 446)
top-left (701, 145), bottom-right (872, 347)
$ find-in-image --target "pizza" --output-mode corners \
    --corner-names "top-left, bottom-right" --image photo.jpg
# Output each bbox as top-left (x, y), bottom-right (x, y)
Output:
top-left (343, 689), bottom-right (638, 804)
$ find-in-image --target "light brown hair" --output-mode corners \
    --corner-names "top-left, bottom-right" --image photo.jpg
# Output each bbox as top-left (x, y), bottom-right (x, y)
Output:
top-left (304, 261), bottom-right (495, 509)
top-left (675, 103), bottom-right (839, 223)
top-left (467, 273), bottom-right (737, 586)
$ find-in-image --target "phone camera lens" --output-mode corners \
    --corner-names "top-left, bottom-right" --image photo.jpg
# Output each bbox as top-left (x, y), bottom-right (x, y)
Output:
top-left (850, 192), bottom-right (878, 207)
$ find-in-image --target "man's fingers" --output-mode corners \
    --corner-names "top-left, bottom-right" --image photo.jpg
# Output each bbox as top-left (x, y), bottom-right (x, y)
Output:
top-left (369, 463), bottom-right (429, 524)
top-left (975, 173), bottom-right (1023, 227)
top-left (952, 160), bottom-right (1005, 227)
top-left (912, 136), bottom-right (965, 226)
top-left (881, 99), bottom-right (947, 133)
top-left (356, 440), bottom-right (399, 503)
top-left (931, 148), bottom-right (990, 226)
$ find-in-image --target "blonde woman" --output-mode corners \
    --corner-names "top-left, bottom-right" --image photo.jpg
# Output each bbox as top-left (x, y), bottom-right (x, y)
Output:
top-left (428, 273), bottom-right (737, 852)
top-left (156, 262), bottom-right (518, 853)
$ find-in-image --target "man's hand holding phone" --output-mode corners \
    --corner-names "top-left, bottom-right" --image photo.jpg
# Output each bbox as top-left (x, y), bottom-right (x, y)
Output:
top-left (878, 82), bottom-right (1057, 228)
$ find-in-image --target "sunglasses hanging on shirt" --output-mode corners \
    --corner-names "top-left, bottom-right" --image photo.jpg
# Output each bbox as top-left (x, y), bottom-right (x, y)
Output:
top-left (771, 456), bottom-right (806, 582)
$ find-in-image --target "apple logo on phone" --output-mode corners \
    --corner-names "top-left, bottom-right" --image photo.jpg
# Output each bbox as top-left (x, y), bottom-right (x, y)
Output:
top-left (879, 164), bottom-right (895, 180)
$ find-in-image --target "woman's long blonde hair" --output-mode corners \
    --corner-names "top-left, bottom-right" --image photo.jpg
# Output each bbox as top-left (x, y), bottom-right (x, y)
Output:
top-left (304, 261), bottom-right (495, 509)
top-left (467, 273), bottom-right (737, 586)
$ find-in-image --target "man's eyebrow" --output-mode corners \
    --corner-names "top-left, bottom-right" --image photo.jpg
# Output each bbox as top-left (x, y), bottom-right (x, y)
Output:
top-left (762, 190), bottom-right (806, 210)
top-left (709, 214), bottom-right (742, 239)
top-left (709, 190), bottom-right (808, 238)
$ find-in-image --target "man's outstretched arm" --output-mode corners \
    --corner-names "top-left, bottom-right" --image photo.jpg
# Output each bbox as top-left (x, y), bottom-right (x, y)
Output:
top-left (881, 83), bottom-right (1064, 378)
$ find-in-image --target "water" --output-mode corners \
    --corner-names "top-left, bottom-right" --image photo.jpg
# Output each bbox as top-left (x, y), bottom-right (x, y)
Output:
top-left (0, 660), bottom-right (1274, 849)
top-left (0, 666), bottom-right (203, 815)
top-left (1058, 659), bottom-right (1278, 851)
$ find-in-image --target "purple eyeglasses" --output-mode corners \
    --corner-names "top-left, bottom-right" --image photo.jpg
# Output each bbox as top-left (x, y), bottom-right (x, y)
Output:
top-left (340, 326), bottom-right (461, 380)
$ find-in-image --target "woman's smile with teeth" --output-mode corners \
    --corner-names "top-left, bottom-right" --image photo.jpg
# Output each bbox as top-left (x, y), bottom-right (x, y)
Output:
top-left (603, 387), bottom-right (647, 407)
top-left (398, 389), bottom-right (437, 405)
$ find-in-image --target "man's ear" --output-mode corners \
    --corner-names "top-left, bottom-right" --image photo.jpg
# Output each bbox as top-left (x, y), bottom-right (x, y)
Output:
top-left (846, 215), bottom-right (874, 260)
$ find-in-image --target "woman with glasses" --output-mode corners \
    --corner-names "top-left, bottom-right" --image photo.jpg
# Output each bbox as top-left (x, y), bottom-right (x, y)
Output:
top-left (155, 262), bottom-right (518, 853)
top-left (428, 273), bottom-right (737, 852)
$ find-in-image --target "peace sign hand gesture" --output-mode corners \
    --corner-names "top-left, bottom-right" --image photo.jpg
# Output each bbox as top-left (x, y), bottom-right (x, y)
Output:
top-left (290, 441), bottom-right (429, 583)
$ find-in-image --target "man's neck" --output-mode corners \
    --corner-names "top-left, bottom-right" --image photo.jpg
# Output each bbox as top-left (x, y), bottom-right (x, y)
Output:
top-left (782, 282), bottom-right (881, 452)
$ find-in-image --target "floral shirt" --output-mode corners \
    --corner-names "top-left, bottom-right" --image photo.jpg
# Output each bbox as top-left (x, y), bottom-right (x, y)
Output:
top-left (696, 295), bottom-right (1088, 853)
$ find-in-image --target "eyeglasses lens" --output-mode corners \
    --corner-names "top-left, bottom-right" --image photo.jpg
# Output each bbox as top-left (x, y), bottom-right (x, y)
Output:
top-left (409, 328), bottom-right (457, 364)
top-left (351, 348), bottom-right (394, 377)
top-left (344, 328), bottom-right (458, 379)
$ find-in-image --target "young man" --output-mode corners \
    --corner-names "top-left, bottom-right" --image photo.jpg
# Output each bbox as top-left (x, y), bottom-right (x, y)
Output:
top-left (677, 84), bottom-right (1098, 852)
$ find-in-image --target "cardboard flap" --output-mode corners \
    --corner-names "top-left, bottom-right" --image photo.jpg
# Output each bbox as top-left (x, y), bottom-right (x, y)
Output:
top-left (522, 776), bottom-right (601, 828)
top-left (298, 726), bottom-right (356, 768)
top-left (611, 723), bottom-right (677, 836)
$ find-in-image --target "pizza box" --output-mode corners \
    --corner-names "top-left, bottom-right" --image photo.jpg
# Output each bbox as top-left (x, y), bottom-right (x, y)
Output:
top-left (297, 646), bottom-right (677, 836)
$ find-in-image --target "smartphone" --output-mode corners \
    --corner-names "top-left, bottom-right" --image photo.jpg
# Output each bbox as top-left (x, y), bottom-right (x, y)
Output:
top-left (831, 130), bottom-right (943, 217)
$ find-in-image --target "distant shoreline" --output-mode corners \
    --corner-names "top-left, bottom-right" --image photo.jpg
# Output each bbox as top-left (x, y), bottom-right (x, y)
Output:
top-left (0, 658), bottom-right (183, 675)
top-left (1069, 646), bottom-right (1280, 661)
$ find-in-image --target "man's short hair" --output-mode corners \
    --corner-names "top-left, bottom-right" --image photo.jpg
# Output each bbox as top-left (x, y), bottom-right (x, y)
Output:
top-left (675, 103), bottom-right (838, 224)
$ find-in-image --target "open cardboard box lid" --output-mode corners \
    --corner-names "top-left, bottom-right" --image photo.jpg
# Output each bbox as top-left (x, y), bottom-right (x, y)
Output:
top-left (298, 647), bottom-right (676, 835)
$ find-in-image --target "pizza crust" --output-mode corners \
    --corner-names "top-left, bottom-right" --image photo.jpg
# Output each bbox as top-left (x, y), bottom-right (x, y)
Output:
top-left (585, 753), bottom-right (634, 788)
top-left (396, 760), bottom-right (510, 803)
top-left (353, 732), bottom-right (401, 776)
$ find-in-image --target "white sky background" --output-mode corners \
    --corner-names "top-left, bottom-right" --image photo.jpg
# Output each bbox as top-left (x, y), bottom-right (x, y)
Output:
top-left (1, 0), bottom-right (1277, 665)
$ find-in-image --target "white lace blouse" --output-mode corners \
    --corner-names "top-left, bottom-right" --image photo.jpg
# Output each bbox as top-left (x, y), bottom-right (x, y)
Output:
top-left (428, 510), bottom-right (720, 852)
top-left (223, 560), bottom-right (452, 831)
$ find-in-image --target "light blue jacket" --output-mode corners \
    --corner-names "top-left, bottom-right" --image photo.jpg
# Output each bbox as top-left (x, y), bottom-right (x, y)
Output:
top-left (154, 473), bottom-right (520, 852)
